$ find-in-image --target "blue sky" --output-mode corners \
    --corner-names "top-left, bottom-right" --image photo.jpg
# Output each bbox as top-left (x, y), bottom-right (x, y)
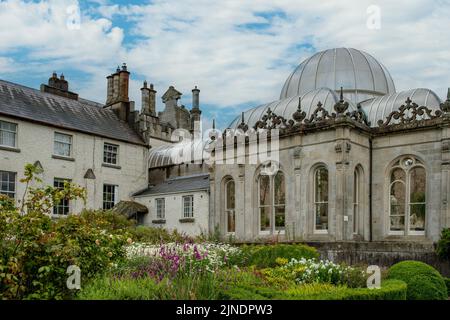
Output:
top-left (1, 0), bottom-right (450, 129)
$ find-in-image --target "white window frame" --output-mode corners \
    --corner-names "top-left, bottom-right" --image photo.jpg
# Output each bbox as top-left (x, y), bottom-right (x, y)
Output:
top-left (53, 132), bottom-right (72, 157)
top-left (313, 166), bottom-right (329, 234)
top-left (388, 157), bottom-right (426, 236)
top-left (103, 143), bottom-right (119, 165)
top-left (0, 120), bottom-right (17, 148)
top-left (182, 195), bottom-right (194, 218)
top-left (257, 171), bottom-right (286, 235)
top-left (53, 178), bottom-right (71, 216)
top-left (155, 198), bottom-right (165, 219)
top-left (103, 184), bottom-right (118, 210)
top-left (0, 170), bottom-right (16, 199)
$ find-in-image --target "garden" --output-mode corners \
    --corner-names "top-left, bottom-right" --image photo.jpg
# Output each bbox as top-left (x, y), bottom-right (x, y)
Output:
top-left (1, 164), bottom-right (450, 300)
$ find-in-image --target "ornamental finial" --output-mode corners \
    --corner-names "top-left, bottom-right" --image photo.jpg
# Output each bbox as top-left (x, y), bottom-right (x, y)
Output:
top-left (334, 87), bottom-right (349, 115)
top-left (440, 88), bottom-right (450, 113)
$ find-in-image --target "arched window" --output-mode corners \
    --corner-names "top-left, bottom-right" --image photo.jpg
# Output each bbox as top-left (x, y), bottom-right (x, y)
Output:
top-left (225, 179), bottom-right (235, 233)
top-left (389, 156), bottom-right (426, 235)
top-left (314, 166), bottom-right (328, 232)
top-left (258, 171), bottom-right (285, 234)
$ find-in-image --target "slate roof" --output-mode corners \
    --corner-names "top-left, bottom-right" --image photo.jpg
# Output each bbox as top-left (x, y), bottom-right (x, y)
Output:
top-left (113, 200), bottom-right (148, 219)
top-left (133, 173), bottom-right (210, 197)
top-left (0, 79), bottom-right (146, 146)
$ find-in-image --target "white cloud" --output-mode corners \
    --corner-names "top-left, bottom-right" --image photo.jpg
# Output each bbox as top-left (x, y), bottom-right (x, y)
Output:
top-left (1, 0), bottom-right (450, 126)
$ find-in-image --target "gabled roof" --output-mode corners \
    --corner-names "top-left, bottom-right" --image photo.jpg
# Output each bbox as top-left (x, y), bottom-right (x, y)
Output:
top-left (0, 79), bottom-right (146, 146)
top-left (133, 173), bottom-right (210, 197)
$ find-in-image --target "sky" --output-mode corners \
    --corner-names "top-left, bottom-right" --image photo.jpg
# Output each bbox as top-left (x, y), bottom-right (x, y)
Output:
top-left (1, 0), bottom-right (450, 129)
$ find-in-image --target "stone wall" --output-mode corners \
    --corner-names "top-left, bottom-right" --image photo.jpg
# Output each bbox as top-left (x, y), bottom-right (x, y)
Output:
top-left (306, 241), bottom-right (450, 276)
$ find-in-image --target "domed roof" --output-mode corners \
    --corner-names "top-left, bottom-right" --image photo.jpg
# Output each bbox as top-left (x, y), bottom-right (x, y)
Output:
top-left (280, 48), bottom-right (396, 104)
top-left (360, 88), bottom-right (442, 126)
top-left (228, 88), bottom-right (356, 130)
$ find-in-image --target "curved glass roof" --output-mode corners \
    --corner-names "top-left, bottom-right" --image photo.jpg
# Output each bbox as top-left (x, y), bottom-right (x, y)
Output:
top-left (280, 48), bottom-right (396, 104)
top-left (148, 139), bottom-right (211, 168)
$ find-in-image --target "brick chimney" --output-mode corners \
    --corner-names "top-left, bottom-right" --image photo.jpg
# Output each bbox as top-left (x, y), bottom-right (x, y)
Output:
top-left (104, 63), bottom-right (132, 122)
top-left (40, 72), bottom-right (78, 100)
top-left (141, 81), bottom-right (156, 116)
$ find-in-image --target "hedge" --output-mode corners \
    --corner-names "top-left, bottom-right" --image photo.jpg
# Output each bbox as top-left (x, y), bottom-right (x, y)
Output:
top-left (387, 260), bottom-right (447, 300)
top-left (233, 244), bottom-right (319, 268)
top-left (219, 280), bottom-right (407, 300)
top-left (445, 277), bottom-right (450, 296)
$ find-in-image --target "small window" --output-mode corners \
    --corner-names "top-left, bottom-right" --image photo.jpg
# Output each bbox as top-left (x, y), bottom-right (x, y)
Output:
top-left (156, 198), bottom-right (165, 219)
top-left (182, 195), bottom-right (194, 218)
top-left (0, 120), bottom-right (17, 148)
top-left (53, 178), bottom-right (71, 215)
top-left (314, 166), bottom-right (329, 232)
top-left (54, 132), bottom-right (72, 157)
top-left (103, 184), bottom-right (118, 210)
top-left (103, 143), bottom-right (119, 165)
top-left (225, 179), bottom-right (235, 233)
top-left (0, 171), bottom-right (16, 198)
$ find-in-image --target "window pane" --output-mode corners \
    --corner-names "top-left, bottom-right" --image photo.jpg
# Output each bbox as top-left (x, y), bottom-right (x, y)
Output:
top-left (390, 181), bottom-right (405, 231)
top-left (315, 203), bottom-right (328, 230)
top-left (274, 206), bottom-right (285, 231)
top-left (183, 196), bottom-right (193, 218)
top-left (226, 180), bottom-right (235, 209)
top-left (353, 170), bottom-right (359, 233)
top-left (259, 175), bottom-right (270, 206)
top-left (274, 172), bottom-right (285, 205)
top-left (0, 121), bottom-right (17, 147)
top-left (0, 171), bottom-right (16, 198)
top-left (315, 168), bottom-right (328, 202)
top-left (103, 184), bottom-right (117, 210)
top-left (260, 206), bottom-right (271, 231)
top-left (410, 167), bottom-right (426, 203)
top-left (390, 168), bottom-right (405, 182)
top-left (156, 198), bottom-right (165, 219)
top-left (104, 143), bottom-right (119, 164)
top-left (410, 204), bottom-right (426, 231)
top-left (409, 166), bottom-right (426, 232)
top-left (54, 133), bottom-right (72, 156)
top-left (227, 209), bottom-right (235, 233)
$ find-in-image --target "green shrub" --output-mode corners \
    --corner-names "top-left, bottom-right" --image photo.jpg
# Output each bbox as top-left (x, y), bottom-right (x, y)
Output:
top-left (387, 260), bottom-right (447, 300)
top-left (436, 228), bottom-right (450, 260)
top-left (444, 277), bottom-right (450, 296)
top-left (233, 244), bottom-right (319, 268)
top-left (0, 164), bottom-right (132, 299)
top-left (219, 279), bottom-right (407, 300)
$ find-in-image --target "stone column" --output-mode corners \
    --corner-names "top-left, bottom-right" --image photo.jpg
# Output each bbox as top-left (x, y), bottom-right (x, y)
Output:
top-left (293, 146), bottom-right (303, 241)
top-left (236, 164), bottom-right (246, 240)
top-left (334, 128), bottom-right (353, 241)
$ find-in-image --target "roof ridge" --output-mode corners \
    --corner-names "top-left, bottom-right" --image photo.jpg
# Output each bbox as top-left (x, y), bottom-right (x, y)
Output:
top-left (0, 78), bottom-right (103, 110)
